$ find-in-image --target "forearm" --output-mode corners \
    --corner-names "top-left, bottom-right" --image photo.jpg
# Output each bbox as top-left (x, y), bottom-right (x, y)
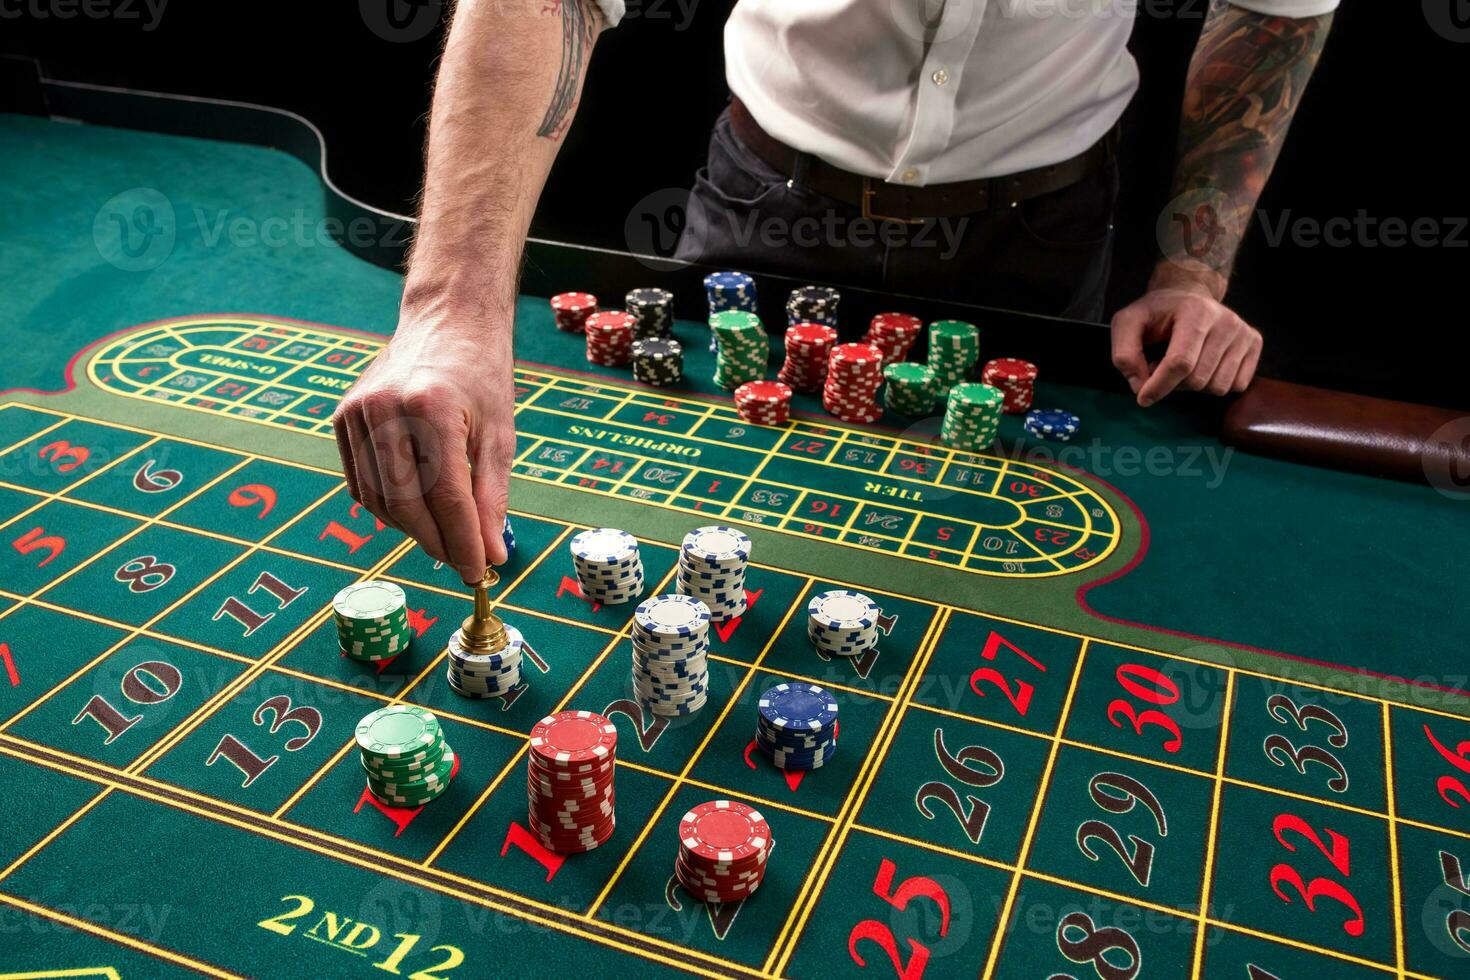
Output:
top-left (403, 0), bottom-right (604, 325)
top-left (1156, 0), bottom-right (1333, 297)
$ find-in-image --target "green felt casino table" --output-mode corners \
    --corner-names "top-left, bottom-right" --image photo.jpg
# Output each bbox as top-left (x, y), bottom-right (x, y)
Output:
top-left (1, 88), bottom-right (1469, 980)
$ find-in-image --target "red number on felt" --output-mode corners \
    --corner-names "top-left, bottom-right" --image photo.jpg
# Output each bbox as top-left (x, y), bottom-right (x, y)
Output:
top-left (0, 643), bottom-right (17, 687)
top-left (12, 527), bottom-right (64, 568)
top-left (228, 483), bottom-right (277, 518)
top-left (847, 859), bottom-right (949, 979)
top-left (1106, 664), bottom-right (1184, 753)
top-left (37, 440), bottom-right (90, 473)
top-left (968, 631), bottom-right (1044, 717)
top-left (1267, 812), bottom-right (1364, 936)
top-left (1009, 480), bottom-right (1042, 497)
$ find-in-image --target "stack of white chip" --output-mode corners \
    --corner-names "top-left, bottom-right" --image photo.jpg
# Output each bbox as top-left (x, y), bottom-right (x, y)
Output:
top-left (631, 594), bottom-right (711, 717)
top-left (569, 528), bottom-right (645, 605)
top-left (677, 526), bottom-right (751, 623)
top-left (446, 623), bottom-right (525, 699)
top-left (807, 590), bottom-right (881, 657)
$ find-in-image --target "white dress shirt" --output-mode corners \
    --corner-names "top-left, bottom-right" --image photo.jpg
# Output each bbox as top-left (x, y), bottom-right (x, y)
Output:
top-left (598, 0), bottom-right (1339, 186)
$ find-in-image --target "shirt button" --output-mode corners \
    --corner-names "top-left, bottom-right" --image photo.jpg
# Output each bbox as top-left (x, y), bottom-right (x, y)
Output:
top-left (931, 68), bottom-right (950, 86)
top-left (901, 169), bottom-right (919, 182)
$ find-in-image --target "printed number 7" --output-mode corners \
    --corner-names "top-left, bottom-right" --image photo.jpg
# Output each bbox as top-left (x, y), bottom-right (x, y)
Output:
top-left (848, 859), bottom-right (951, 980)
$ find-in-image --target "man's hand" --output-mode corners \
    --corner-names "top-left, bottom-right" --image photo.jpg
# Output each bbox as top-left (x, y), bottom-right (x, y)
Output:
top-left (332, 308), bottom-right (515, 584)
top-left (1110, 273), bottom-right (1262, 407)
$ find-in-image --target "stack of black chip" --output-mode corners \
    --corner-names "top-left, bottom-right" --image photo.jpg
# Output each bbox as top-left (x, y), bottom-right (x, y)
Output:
top-left (632, 338), bottom-right (683, 386)
top-left (626, 288), bottom-right (675, 340)
top-left (786, 285), bottom-right (840, 328)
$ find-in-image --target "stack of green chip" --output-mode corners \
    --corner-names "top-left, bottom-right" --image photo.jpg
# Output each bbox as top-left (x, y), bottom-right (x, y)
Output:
top-left (883, 362), bottom-right (938, 417)
top-left (711, 310), bottom-right (769, 389)
top-left (926, 320), bottom-right (980, 395)
top-left (334, 581), bottom-right (413, 662)
top-left (940, 382), bottom-right (1004, 451)
top-left (356, 704), bottom-right (457, 808)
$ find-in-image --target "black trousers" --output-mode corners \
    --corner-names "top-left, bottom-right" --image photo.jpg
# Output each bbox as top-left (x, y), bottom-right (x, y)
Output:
top-left (675, 106), bottom-right (1118, 323)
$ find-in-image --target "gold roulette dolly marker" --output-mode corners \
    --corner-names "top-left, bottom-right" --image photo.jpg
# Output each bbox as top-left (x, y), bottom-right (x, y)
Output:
top-left (456, 567), bottom-right (508, 655)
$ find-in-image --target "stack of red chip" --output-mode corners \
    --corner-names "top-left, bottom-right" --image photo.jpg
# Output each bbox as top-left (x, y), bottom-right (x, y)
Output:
top-left (550, 292), bottom-right (598, 334)
top-left (864, 313), bottom-right (923, 366)
top-left (734, 380), bottom-right (793, 426)
top-left (585, 311), bottom-right (636, 367)
top-left (676, 800), bottom-right (772, 904)
top-left (981, 358), bottom-right (1040, 414)
top-left (822, 343), bottom-right (885, 424)
top-left (527, 710), bottom-right (618, 853)
top-left (778, 322), bottom-right (838, 393)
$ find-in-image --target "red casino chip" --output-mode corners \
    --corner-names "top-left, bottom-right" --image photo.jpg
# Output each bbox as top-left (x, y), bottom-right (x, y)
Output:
top-left (550, 292), bottom-right (598, 333)
top-left (981, 358), bottom-right (1039, 414)
top-left (529, 711), bottom-right (617, 767)
top-left (679, 800), bottom-right (770, 862)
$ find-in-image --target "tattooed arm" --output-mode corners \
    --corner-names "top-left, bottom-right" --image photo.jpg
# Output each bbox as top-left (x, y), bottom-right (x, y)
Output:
top-left (1111, 0), bottom-right (1334, 406)
top-left (333, 0), bottom-right (611, 581)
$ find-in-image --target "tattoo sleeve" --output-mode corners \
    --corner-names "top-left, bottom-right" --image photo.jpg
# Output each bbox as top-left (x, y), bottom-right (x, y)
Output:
top-left (1160, 0), bottom-right (1334, 288)
top-left (537, 0), bottom-right (602, 140)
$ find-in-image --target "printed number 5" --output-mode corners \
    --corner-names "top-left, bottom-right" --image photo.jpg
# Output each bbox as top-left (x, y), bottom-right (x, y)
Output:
top-left (848, 859), bottom-right (951, 980)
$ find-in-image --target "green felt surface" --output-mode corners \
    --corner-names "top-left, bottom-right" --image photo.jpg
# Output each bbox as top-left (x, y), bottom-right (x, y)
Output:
top-left (0, 111), bottom-right (1468, 979)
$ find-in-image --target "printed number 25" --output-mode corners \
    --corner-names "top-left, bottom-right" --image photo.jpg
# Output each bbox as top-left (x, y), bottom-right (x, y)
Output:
top-left (848, 859), bottom-right (951, 980)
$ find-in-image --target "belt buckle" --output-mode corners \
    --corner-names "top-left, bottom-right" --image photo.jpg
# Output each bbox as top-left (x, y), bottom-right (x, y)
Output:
top-left (861, 177), bottom-right (927, 225)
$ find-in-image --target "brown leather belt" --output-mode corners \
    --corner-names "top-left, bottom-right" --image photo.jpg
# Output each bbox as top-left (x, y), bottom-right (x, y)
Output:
top-left (729, 96), bottom-right (1119, 224)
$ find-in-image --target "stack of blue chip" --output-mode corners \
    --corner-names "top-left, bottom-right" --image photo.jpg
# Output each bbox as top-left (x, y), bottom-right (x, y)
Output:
top-left (502, 516), bottom-right (516, 558)
top-left (447, 623), bottom-right (524, 699)
top-left (631, 594), bottom-right (711, 717)
top-left (1023, 408), bottom-right (1081, 443)
top-left (756, 682), bottom-right (839, 770)
top-left (704, 271), bottom-right (758, 352)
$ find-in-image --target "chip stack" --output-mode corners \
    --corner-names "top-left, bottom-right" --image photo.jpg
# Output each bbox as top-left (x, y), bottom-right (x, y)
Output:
top-left (882, 362), bottom-right (939, 418)
top-left (501, 515), bottom-right (517, 558)
top-left (356, 705), bottom-right (456, 808)
top-left (733, 380), bottom-right (792, 426)
top-left (676, 800), bottom-right (772, 904)
top-left (822, 343), bottom-right (885, 424)
top-left (756, 682), bottom-right (839, 770)
top-left (778, 322), bottom-right (838, 393)
top-left (625, 288), bottom-right (675, 340)
top-left (927, 320), bottom-right (980, 395)
top-left (446, 621), bottom-right (525, 699)
top-left (864, 313), bottom-right (924, 366)
top-left (981, 358), bottom-right (1039, 414)
top-left (678, 525), bottom-right (752, 622)
top-left (808, 589), bottom-right (881, 658)
top-left (786, 285), bottom-right (840, 328)
top-left (1024, 408), bottom-right (1081, 442)
top-left (632, 338), bottom-right (684, 387)
top-left (569, 527), bottom-right (645, 604)
top-left (940, 382), bottom-right (1004, 451)
top-left (527, 710), bottom-right (618, 853)
top-left (703, 271), bottom-right (758, 352)
top-left (631, 594), bottom-right (711, 717)
top-left (585, 310), bottom-right (636, 367)
top-left (550, 292), bottom-right (597, 334)
top-left (334, 582), bottom-right (414, 662)
top-left (711, 310), bottom-right (769, 389)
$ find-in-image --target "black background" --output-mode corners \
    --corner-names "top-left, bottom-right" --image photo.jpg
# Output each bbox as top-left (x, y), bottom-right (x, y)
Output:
top-left (4, 0), bottom-right (1466, 405)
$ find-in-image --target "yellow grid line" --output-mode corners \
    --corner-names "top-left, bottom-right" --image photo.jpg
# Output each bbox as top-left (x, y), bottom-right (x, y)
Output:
top-left (1191, 671), bottom-right (1235, 976)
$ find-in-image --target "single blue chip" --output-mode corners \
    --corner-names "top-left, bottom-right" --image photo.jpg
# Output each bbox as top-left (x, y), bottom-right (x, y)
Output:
top-left (758, 682), bottom-right (839, 733)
